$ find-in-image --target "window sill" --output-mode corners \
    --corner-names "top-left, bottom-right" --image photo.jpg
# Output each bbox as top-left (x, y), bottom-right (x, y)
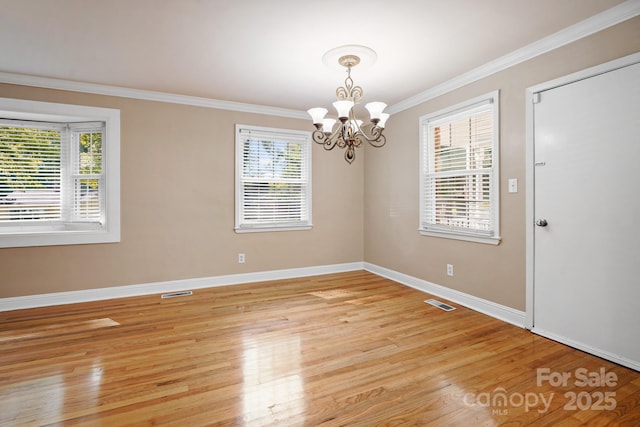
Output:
top-left (235, 225), bottom-right (312, 233)
top-left (0, 227), bottom-right (119, 248)
top-left (419, 228), bottom-right (501, 245)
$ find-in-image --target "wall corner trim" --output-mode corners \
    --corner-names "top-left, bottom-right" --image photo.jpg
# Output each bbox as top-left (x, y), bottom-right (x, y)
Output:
top-left (363, 262), bottom-right (526, 328)
top-left (0, 262), bottom-right (364, 312)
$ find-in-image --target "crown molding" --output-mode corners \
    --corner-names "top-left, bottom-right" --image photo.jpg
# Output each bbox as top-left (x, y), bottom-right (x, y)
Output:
top-left (0, 1), bottom-right (637, 118)
top-left (0, 71), bottom-right (308, 120)
top-left (387, 0), bottom-right (640, 114)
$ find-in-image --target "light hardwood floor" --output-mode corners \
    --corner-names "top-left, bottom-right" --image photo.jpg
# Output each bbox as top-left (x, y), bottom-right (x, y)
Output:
top-left (1, 271), bottom-right (638, 426)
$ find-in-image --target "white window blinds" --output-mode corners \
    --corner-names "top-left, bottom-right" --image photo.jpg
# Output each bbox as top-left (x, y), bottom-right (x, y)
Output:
top-left (0, 121), bottom-right (63, 222)
top-left (235, 125), bottom-right (312, 232)
top-left (420, 92), bottom-right (500, 243)
top-left (0, 120), bottom-right (105, 226)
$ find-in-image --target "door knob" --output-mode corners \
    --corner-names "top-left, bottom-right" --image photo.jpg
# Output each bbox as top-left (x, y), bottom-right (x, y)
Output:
top-left (536, 219), bottom-right (548, 227)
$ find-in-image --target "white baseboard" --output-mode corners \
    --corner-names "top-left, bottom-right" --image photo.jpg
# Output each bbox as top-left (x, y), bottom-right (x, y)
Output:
top-left (8, 261), bottom-right (636, 370)
top-left (1, 261), bottom-right (526, 330)
top-left (0, 262), bottom-right (364, 312)
top-left (363, 262), bottom-right (526, 328)
top-left (532, 327), bottom-right (640, 372)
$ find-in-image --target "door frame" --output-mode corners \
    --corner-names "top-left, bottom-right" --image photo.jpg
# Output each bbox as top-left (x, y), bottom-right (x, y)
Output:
top-left (525, 52), bottom-right (640, 330)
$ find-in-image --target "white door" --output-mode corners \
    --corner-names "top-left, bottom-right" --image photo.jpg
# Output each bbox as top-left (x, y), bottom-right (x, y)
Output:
top-left (532, 60), bottom-right (640, 370)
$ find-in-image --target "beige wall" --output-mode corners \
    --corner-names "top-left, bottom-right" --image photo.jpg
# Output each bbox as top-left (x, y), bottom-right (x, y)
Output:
top-left (364, 17), bottom-right (640, 311)
top-left (0, 86), bottom-right (364, 297)
top-left (1, 17), bottom-right (638, 305)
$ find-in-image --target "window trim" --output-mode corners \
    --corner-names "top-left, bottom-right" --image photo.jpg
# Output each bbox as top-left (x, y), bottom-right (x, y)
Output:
top-left (234, 124), bottom-right (312, 233)
top-left (0, 97), bottom-right (120, 248)
top-left (418, 90), bottom-right (501, 245)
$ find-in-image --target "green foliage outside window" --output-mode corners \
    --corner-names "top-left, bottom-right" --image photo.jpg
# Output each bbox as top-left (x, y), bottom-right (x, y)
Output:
top-left (0, 126), bottom-right (61, 197)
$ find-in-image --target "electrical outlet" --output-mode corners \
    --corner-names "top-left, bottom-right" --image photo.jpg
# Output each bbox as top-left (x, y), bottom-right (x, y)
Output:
top-left (447, 264), bottom-right (454, 276)
top-left (238, 253), bottom-right (245, 264)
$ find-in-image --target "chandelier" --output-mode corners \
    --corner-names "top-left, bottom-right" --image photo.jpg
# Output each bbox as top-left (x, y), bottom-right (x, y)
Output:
top-left (307, 45), bottom-right (389, 164)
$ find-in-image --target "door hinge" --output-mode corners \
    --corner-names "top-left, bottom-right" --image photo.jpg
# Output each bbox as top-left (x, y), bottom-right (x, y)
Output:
top-left (532, 93), bottom-right (541, 104)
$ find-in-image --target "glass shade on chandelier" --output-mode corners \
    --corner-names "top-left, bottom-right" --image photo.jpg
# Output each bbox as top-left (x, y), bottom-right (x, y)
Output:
top-left (307, 47), bottom-right (389, 164)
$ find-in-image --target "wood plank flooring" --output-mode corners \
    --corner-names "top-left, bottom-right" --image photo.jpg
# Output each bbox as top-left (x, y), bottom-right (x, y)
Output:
top-left (1, 271), bottom-right (638, 426)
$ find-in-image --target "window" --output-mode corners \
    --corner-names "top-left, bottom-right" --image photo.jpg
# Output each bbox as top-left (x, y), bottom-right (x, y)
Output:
top-left (419, 91), bottom-right (500, 244)
top-left (235, 124), bottom-right (311, 232)
top-left (0, 97), bottom-right (120, 248)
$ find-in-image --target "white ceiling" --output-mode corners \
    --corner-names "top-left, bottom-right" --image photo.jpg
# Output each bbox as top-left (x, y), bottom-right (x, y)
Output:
top-left (0, 0), bottom-right (627, 113)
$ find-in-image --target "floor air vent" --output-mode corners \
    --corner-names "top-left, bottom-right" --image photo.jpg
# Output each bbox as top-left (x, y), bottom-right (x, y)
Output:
top-left (161, 291), bottom-right (193, 299)
top-left (425, 299), bottom-right (456, 311)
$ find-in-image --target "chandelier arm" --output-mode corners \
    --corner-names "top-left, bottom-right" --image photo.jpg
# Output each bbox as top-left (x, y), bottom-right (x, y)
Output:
top-left (367, 132), bottom-right (386, 148)
top-left (335, 124), bottom-right (349, 148)
top-left (312, 128), bottom-right (351, 151)
top-left (312, 129), bottom-right (338, 151)
top-left (356, 125), bottom-right (387, 147)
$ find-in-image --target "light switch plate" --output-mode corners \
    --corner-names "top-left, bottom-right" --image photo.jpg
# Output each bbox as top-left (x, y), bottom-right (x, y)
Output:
top-left (508, 178), bottom-right (518, 193)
